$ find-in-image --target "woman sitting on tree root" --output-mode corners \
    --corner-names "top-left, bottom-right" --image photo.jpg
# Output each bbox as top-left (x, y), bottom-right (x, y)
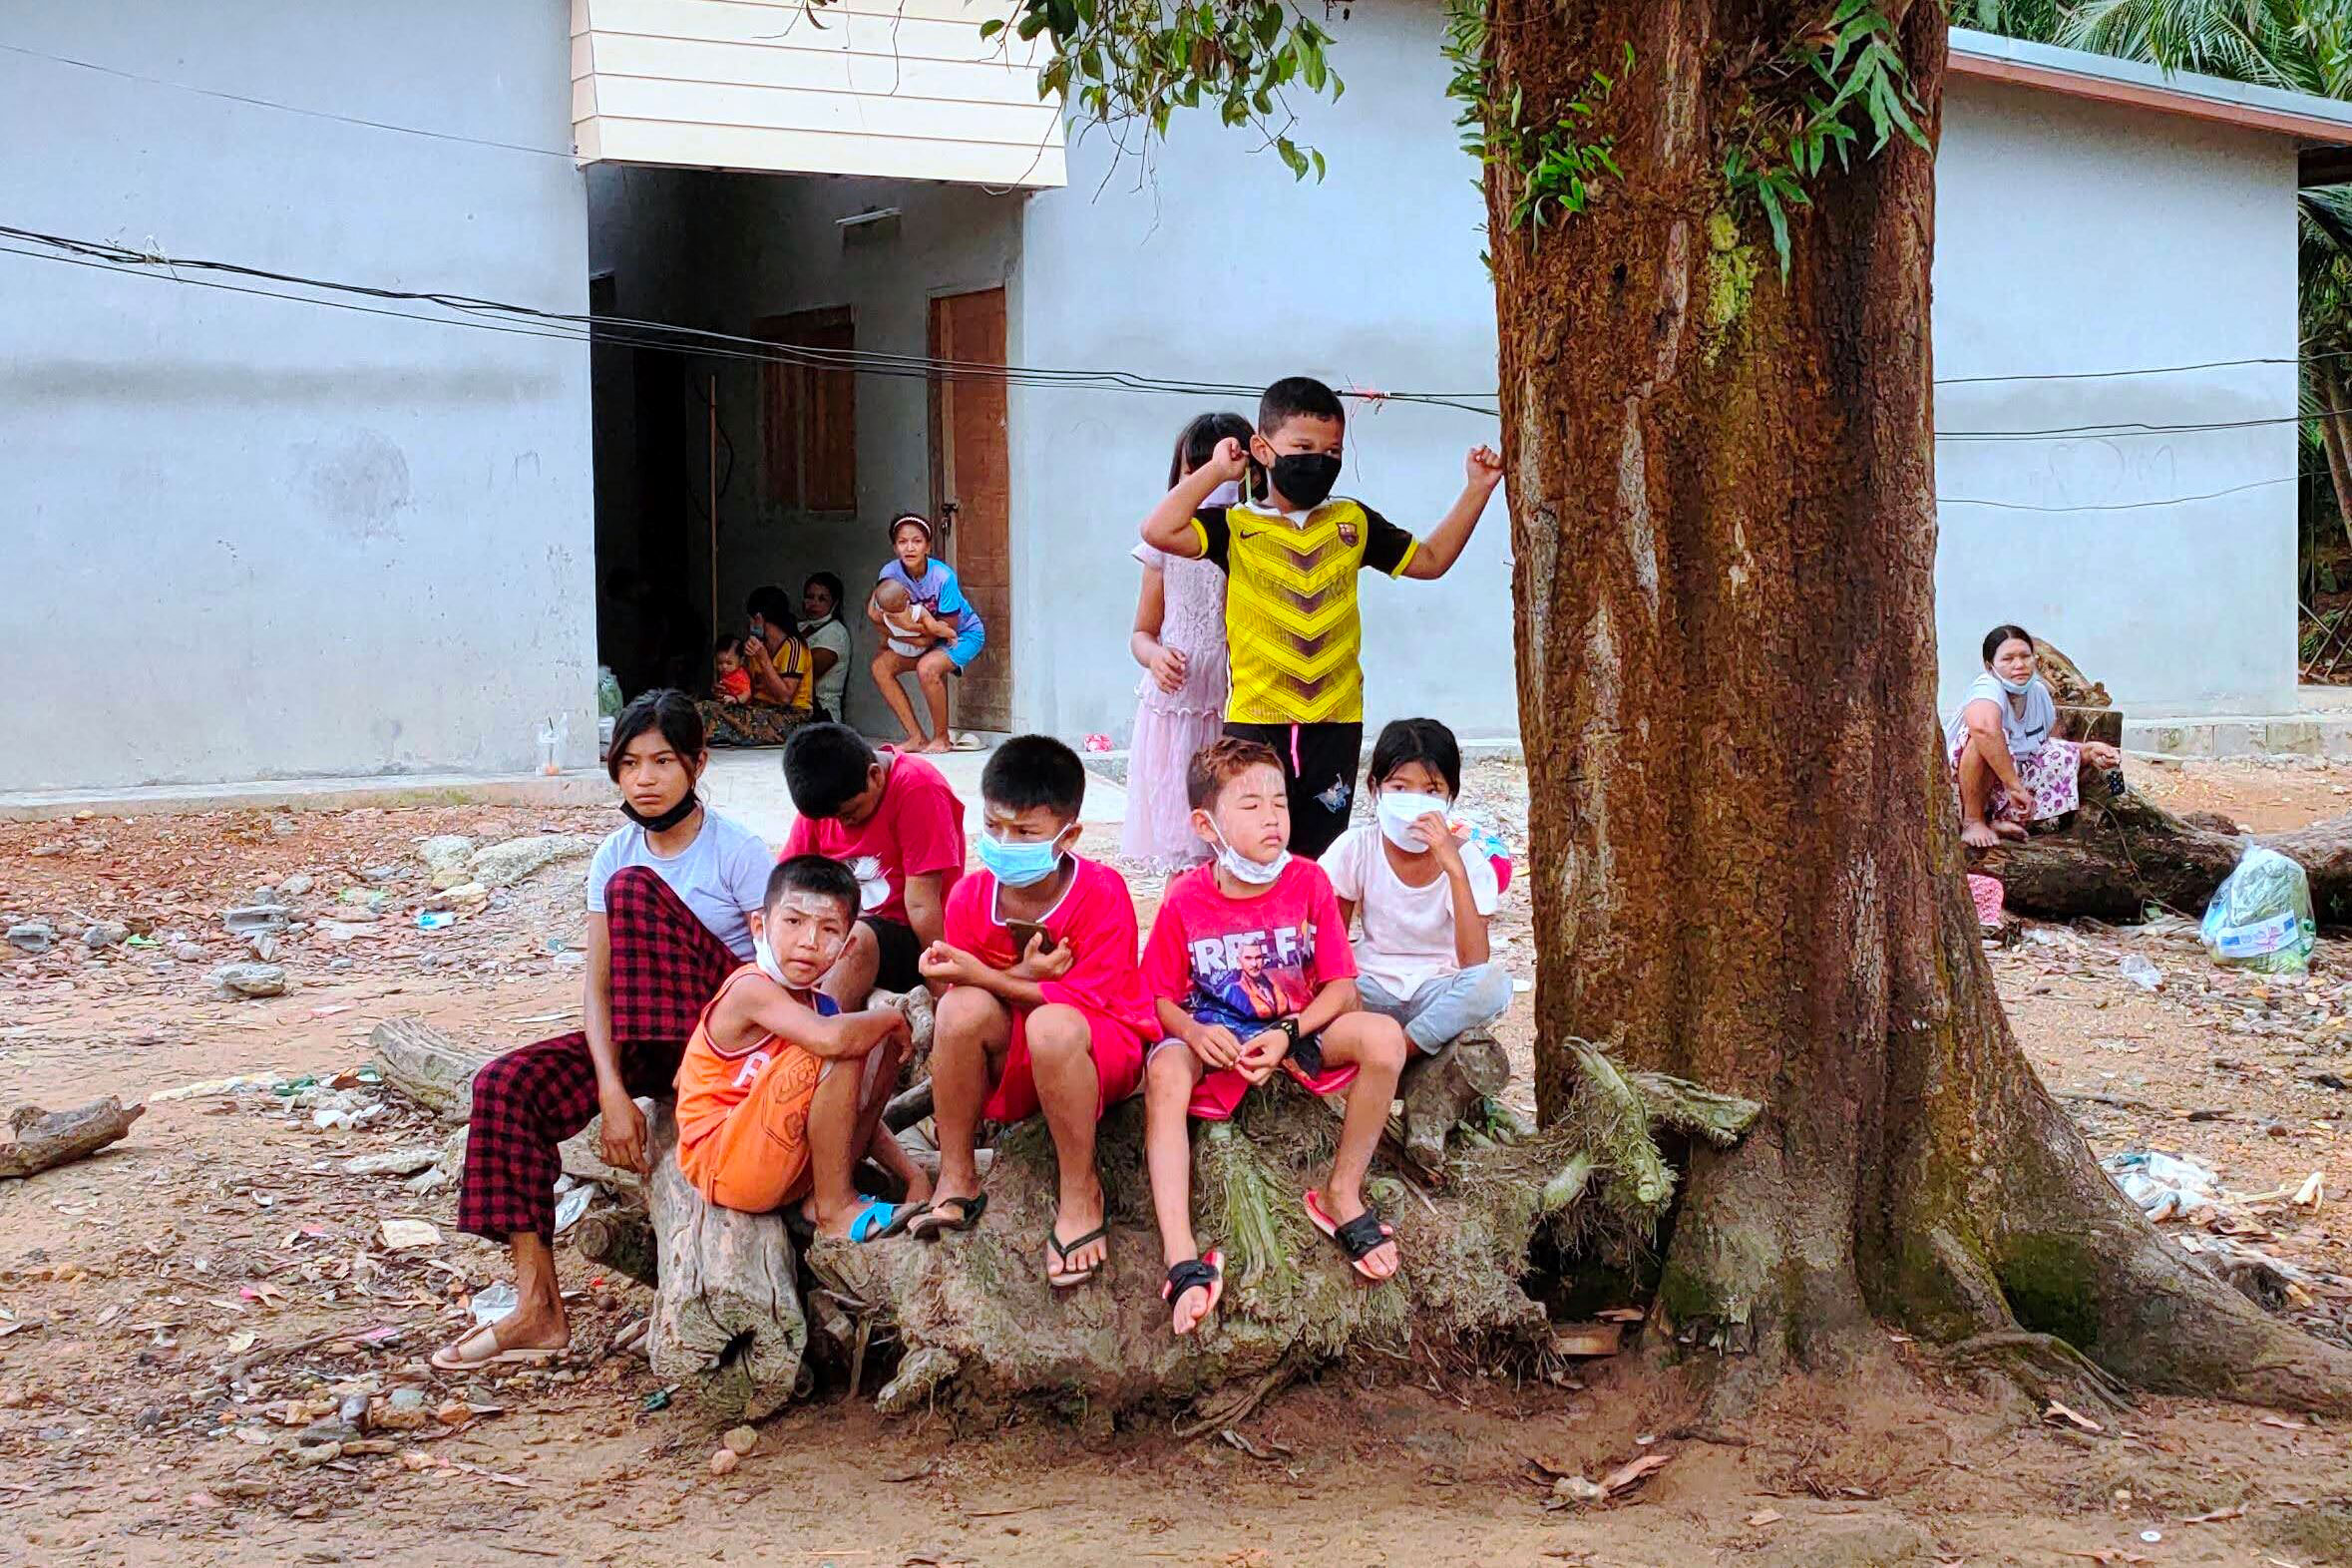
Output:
top-left (1948, 623), bottom-right (2122, 850)
top-left (434, 690), bottom-right (775, 1372)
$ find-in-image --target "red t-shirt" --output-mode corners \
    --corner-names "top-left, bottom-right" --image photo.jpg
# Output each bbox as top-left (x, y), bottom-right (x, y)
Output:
top-left (780, 749), bottom-right (966, 928)
top-left (1140, 859), bottom-right (1356, 1033)
top-left (943, 857), bottom-right (1158, 1037)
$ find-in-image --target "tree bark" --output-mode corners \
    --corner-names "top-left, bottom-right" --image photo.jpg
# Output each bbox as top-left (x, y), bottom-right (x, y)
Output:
top-left (0, 1098), bottom-right (145, 1179)
top-left (1492, 0), bottom-right (2352, 1409)
top-left (2317, 362), bottom-right (2352, 563)
top-left (368, 1017), bottom-right (489, 1123)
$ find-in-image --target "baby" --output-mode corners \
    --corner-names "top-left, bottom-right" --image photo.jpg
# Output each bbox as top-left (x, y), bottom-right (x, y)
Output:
top-left (713, 636), bottom-right (752, 702)
top-left (872, 579), bottom-right (932, 658)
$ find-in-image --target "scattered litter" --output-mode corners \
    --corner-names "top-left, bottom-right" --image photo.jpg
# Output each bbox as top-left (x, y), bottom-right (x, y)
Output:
top-left (2101, 1150), bottom-right (2218, 1223)
top-left (2291, 1171), bottom-right (2324, 1209)
top-left (2180, 1505), bottom-right (2246, 1524)
top-left (2139, 1531), bottom-right (2163, 1545)
top-left (343, 1149), bottom-right (440, 1178)
top-left (415, 911), bottom-right (457, 932)
top-left (641, 1383), bottom-right (678, 1412)
top-left (2258, 1414), bottom-right (2307, 1431)
top-left (2044, 1399), bottom-right (2105, 1434)
top-left (153, 1075), bottom-right (267, 1102)
top-left (1548, 1475), bottom-right (1607, 1506)
top-left (2117, 955), bottom-right (2162, 992)
top-left (377, 1219), bottom-right (441, 1251)
top-left (555, 1184), bottom-right (595, 1234)
top-left (1746, 1509), bottom-right (1783, 1526)
top-left (1968, 873), bottom-right (2005, 928)
top-left (2200, 844), bottom-right (2316, 975)
top-left (1597, 1452), bottom-right (1670, 1496)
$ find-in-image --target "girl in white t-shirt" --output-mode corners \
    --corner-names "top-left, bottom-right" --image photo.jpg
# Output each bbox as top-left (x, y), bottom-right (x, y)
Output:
top-left (1321, 717), bottom-right (1512, 1054)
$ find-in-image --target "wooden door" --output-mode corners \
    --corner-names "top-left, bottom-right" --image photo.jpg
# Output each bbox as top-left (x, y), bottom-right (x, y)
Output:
top-left (929, 287), bottom-right (1011, 732)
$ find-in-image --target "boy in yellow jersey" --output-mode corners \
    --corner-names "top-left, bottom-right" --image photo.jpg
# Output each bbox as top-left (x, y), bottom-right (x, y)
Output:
top-left (1141, 377), bottom-right (1504, 857)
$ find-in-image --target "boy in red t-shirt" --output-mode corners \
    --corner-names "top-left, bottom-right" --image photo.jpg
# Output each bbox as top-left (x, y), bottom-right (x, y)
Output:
top-left (908, 736), bottom-right (1155, 1288)
top-left (1140, 737), bottom-right (1407, 1335)
top-left (780, 722), bottom-right (967, 1007)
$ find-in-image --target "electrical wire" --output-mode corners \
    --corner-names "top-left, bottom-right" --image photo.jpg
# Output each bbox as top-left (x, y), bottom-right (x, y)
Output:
top-left (1937, 475), bottom-right (2300, 512)
top-left (0, 40), bottom-right (577, 162)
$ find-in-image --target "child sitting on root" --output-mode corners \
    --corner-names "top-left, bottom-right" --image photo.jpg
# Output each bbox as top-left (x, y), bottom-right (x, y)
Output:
top-left (672, 856), bottom-right (931, 1238)
top-left (909, 736), bottom-right (1158, 1287)
top-left (1139, 737), bottom-right (1408, 1336)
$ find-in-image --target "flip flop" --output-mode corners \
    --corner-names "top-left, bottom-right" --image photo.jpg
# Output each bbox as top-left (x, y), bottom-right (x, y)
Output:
top-left (1162, 1249), bottom-right (1225, 1336)
top-left (906, 1192), bottom-right (987, 1242)
top-left (431, 1322), bottom-right (563, 1372)
top-left (844, 1196), bottom-right (909, 1244)
top-left (1304, 1188), bottom-right (1398, 1282)
top-left (949, 732), bottom-right (986, 751)
top-left (1045, 1224), bottom-right (1108, 1289)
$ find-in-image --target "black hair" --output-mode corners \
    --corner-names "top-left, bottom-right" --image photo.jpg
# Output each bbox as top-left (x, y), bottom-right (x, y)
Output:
top-left (1258, 376), bottom-right (1346, 434)
top-left (1168, 411), bottom-right (1256, 489)
top-left (765, 854), bottom-right (861, 920)
top-left (1982, 623), bottom-right (2035, 664)
top-left (782, 721), bottom-right (880, 818)
top-left (889, 512), bottom-right (934, 545)
top-left (745, 585), bottom-right (796, 628)
top-left (1369, 717), bottom-right (1463, 800)
top-left (713, 633), bottom-right (745, 657)
top-left (803, 571), bottom-right (847, 627)
top-left (605, 689), bottom-right (705, 782)
top-left (980, 734), bottom-right (1086, 820)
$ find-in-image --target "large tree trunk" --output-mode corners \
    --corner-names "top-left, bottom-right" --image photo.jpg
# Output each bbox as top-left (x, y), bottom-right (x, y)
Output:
top-left (1493, 0), bottom-right (2352, 1409)
top-left (2317, 362), bottom-right (2352, 562)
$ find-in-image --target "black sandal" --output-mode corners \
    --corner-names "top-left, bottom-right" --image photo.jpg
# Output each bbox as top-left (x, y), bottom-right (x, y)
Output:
top-left (906, 1192), bottom-right (987, 1242)
top-left (1305, 1188), bottom-right (1397, 1280)
top-left (1045, 1224), bottom-right (1108, 1289)
top-left (1161, 1249), bottom-right (1224, 1335)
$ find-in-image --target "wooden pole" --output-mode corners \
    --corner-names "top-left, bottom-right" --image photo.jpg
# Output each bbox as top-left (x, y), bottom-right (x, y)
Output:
top-left (707, 372), bottom-right (719, 641)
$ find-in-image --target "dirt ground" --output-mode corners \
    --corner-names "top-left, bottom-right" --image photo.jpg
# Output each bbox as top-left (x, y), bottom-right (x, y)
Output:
top-left (3, 762), bottom-right (2351, 1568)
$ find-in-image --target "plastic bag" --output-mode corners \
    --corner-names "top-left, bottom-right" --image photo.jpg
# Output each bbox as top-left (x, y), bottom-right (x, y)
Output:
top-left (2198, 843), bottom-right (2316, 975)
top-left (595, 666), bottom-right (624, 718)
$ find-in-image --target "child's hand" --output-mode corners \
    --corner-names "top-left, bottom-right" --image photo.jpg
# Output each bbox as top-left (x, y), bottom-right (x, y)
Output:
top-left (1148, 644), bottom-right (1189, 693)
top-left (1187, 1024), bottom-right (1245, 1072)
top-left (1465, 444), bottom-right (1504, 493)
top-left (1203, 437), bottom-right (1250, 486)
top-left (917, 942), bottom-right (982, 989)
top-left (1010, 931), bottom-right (1074, 981)
top-left (1421, 812), bottom-right (1466, 873)
top-left (1235, 1027), bottom-right (1291, 1085)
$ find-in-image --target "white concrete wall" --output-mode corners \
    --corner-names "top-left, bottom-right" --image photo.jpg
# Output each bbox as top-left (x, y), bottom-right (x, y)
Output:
top-left (0, 0), bottom-right (595, 791)
top-left (1933, 76), bottom-right (2301, 719)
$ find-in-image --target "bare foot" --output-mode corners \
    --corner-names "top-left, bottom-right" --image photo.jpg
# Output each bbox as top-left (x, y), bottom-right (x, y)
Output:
top-left (1960, 820), bottom-right (2000, 850)
top-left (900, 1168), bottom-right (935, 1210)
top-left (1992, 820), bottom-right (2028, 841)
top-left (918, 737), bottom-right (954, 755)
top-left (1321, 1185), bottom-right (1399, 1281)
top-left (1046, 1176), bottom-right (1107, 1283)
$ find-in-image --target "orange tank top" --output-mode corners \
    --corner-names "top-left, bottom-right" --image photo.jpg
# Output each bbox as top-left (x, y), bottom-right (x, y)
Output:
top-left (673, 967), bottom-right (840, 1147)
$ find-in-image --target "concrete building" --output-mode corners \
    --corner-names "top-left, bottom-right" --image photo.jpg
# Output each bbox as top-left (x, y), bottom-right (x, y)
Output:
top-left (6, 5), bottom-right (2350, 792)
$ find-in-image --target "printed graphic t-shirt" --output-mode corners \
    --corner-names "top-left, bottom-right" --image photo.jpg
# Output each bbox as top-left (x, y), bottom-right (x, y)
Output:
top-left (1141, 859), bottom-right (1358, 1034)
top-left (779, 749), bottom-right (967, 928)
top-left (673, 968), bottom-right (842, 1147)
top-left (943, 857), bottom-right (1158, 1036)
top-left (1189, 498), bottom-right (1417, 725)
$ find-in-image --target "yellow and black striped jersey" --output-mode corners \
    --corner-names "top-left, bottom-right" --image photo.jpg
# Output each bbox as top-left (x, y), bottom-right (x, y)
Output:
top-left (1189, 498), bottom-right (1417, 725)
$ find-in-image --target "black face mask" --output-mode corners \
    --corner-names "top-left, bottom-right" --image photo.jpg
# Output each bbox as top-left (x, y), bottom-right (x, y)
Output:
top-left (621, 792), bottom-right (700, 833)
top-left (1266, 452), bottom-right (1343, 510)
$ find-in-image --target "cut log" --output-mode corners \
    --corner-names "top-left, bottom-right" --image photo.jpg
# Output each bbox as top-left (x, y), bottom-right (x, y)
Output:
top-left (1396, 1032), bottom-right (1511, 1176)
top-left (2054, 706), bottom-right (2122, 747)
top-left (1972, 760), bottom-right (2352, 924)
top-left (1, 1098), bottom-right (145, 1179)
top-left (575, 1207), bottom-right (658, 1288)
top-left (645, 1105), bottom-right (808, 1421)
top-left (807, 1045), bottom-right (1760, 1419)
top-left (883, 1079), bottom-right (934, 1134)
top-left (368, 1017), bottom-right (490, 1123)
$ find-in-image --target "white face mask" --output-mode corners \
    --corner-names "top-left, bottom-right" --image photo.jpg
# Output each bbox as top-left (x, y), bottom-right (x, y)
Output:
top-left (1209, 822), bottom-right (1289, 886)
top-left (752, 933), bottom-right (789, 986)
top-left (1203, 479), bottom-right (1242, 508)
top-left (1375, 790), bottom-right (1452, 852)
top-left (1996, 673), bottom-right (2033, 695)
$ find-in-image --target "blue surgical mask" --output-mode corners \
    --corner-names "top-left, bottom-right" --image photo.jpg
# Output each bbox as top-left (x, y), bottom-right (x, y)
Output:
top-left (978, 830), bottom-right (1064, 889)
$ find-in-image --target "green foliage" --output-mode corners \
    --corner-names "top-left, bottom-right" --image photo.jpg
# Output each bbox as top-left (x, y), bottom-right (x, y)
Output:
top-left (989, 0), bottom-right (1344, 180)
top-left (1443, 4), bottom-right (1631, 238)
top-left (1724, 0), bottom-right (1930, 276)
top-left (1949, 0), bottom-right (2066, 39)
top-left (2060, 0), bottom-right (2352, 96)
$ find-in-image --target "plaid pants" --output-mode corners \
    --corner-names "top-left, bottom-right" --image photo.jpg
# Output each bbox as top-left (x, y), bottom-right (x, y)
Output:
top-left (456, 867), bottom-right (741, 1241)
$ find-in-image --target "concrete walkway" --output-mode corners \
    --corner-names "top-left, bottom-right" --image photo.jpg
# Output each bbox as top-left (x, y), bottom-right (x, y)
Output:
top-left (699, 746), bottom-right (1128, 847)
top-left (2126, 686), bottom-right (2352, 760)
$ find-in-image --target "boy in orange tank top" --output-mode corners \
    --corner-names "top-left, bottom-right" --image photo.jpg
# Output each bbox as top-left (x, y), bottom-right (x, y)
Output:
top-left (674, 856), bottom-right (932, 1239)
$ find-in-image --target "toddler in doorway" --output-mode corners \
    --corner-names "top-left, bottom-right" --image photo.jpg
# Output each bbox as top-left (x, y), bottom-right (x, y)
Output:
top-left (712, 636), bottom-right (752, 702)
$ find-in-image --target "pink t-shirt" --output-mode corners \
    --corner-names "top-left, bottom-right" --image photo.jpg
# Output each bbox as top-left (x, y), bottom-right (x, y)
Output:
top-left (943, 857), bottom-right (1158, 1037)
top-left (780, 749), bottom-right (966, 928)
top-left (1141, 859), bottom-right (1356, 1034)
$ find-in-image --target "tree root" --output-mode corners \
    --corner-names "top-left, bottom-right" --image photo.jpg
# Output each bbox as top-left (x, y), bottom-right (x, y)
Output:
top-left (1941, 1329), bottom-right (2136, 1416)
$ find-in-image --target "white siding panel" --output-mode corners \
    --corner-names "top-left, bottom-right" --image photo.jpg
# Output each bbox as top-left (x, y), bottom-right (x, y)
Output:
top-left (574, 0), bottom-right (1063, 186)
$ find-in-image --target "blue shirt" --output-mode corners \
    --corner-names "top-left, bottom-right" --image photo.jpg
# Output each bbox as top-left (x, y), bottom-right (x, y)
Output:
top-left (879, 558), bottom-right (982, 640)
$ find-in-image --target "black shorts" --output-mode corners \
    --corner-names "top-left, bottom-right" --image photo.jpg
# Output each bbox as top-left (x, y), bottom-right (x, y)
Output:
top-left (862, 915), bottom-right (925, 995)
top-left (1223, 720), bottom-right (1364, 861)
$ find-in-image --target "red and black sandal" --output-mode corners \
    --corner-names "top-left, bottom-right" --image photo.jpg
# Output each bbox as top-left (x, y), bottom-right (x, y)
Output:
top-left (1161, 1249), bottom-right (1224, 1336)
top-left (1304, 1189), bottom-right (1398, 1281)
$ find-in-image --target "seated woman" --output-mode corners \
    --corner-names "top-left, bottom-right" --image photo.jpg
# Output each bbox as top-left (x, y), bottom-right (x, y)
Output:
top-left (435, 690), bottom-right (778, 1371)
top-left (1947, 623), bottom-right (2122, 849)
top-left (699, 585), bottom-right (814, 748)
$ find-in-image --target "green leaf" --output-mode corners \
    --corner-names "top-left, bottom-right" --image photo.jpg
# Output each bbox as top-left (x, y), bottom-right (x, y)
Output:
top-left (1255, 2), bottom-right (1281, 46)
top-left (1756, 179), bottom-right (1792, 277)
top-left (979, 16), bottom-right (1004, 39)
top-left (1311, 148), bottom-right (1326, 181)
top-left (1015, 11), bottom-right (1045, 40)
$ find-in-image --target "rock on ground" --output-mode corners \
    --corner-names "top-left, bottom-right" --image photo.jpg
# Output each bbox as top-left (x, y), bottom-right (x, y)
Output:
top-left (212, 962), bottom-right (287, 998)
top-left (415, 835), bottom-right (475, 876)
top-left (468, 835), bottom-right (599, 890)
